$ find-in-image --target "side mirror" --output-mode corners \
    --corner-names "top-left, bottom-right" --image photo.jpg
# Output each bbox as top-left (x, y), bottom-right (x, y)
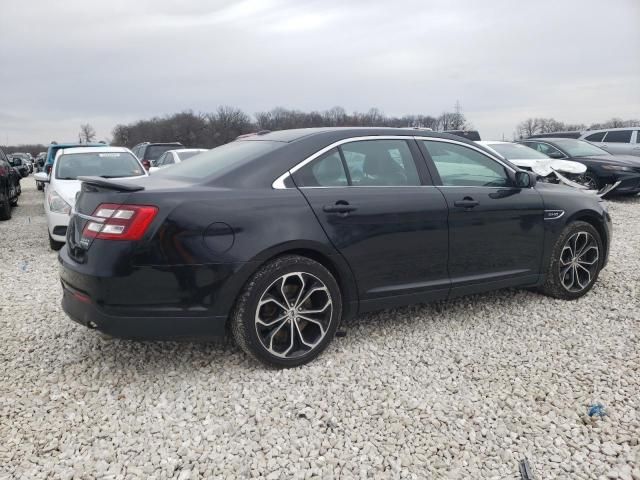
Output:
top-left (34, 172), bottom-right (50, 183)
top-left (548, 151), bottom-right (565, 159)
top-left (515, 170), bottom-right (536, 188)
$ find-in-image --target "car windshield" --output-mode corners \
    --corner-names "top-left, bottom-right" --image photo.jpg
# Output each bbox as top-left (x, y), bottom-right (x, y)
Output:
top-left (154, 140), bottom-right (282, 179)
top-left (489, 143), bottom-right (549, 160)
top-left (176, 150), bottom-right (206, 161)
top-left (145, 145), bottom-right (180, 160)
top-left (553, 139), bottom-right (609, 157)
top-left (55, 152), bottom-right (144, 180)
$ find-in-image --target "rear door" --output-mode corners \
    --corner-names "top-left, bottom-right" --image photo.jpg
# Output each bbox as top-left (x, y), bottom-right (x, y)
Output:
top-left (292, 137), bottom-right (450, 309)
top-left (418, 138), bottom-right (545, 296)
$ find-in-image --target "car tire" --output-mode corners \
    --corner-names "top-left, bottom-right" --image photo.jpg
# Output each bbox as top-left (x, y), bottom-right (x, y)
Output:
top-left (231, 255), bottom-right (343, 368)
top-left (37, 182), bottom-right (43, 191)
top-left (49, 233), bottom-right (64, 251)
top-left (539, 221), bottom-right (604, 300)
top-left (580, 171), bottom-right (601, 191)
top-left (0, 188), bottom-right (11, 220)
top-left (10, 193), bottom-right (18, 207)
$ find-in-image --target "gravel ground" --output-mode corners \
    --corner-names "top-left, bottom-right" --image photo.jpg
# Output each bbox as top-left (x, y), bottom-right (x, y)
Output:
top-left (1, 178), bottom-right (639, 480)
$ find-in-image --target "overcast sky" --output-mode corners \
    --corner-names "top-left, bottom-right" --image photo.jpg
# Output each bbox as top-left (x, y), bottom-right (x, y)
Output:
top-left (1, 0), bottom-right (639, 145)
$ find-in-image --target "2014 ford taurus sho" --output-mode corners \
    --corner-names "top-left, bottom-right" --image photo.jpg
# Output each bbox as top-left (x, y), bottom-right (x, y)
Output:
top-left (60, 128), bottom-right (611, 367)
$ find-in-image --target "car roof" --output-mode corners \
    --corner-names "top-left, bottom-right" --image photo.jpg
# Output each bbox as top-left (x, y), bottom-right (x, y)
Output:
top-left (583, 127), bottom-right (640, 133)
top-left (58, 146), bottom-right (133, 155)
top-left (169, 148), bottom-right (208, 153)
top-left (240, 127), bottom-right (470, 143)
top-left (477, 141), bottom-right (513, 145)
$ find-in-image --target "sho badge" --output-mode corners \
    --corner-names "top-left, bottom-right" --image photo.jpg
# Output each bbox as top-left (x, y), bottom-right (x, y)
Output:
top-left (544, 210), bottom-right (565, 220)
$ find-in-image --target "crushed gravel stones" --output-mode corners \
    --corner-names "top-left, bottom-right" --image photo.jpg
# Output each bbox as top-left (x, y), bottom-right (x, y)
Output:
top-left (1, 178), bottom-right (639, 479)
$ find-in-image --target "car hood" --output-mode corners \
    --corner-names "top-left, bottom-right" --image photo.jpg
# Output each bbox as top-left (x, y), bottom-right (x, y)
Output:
top-left (572, 154), bottom-right (640, 167)
top-left (511, 158), bottom-right (587, 176)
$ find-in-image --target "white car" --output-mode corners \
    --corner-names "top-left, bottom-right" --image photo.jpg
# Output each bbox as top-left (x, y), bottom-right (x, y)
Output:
top-left (34, 146), bottom-right (147, 250)
top-left (148, 148), bottom-right (208, 173)
top-left (478, 141), bottom-right (590, 190)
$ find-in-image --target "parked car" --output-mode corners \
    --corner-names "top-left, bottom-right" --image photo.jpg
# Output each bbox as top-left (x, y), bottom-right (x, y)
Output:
top-left (131, 142), bottom-right (183, 170)
top-left (35, 152), bottom-right (46, 171)
top-left (8, 156), bottom-right (29, 177)
top-left (60, 128), bottom-right (611, 367)
top-left (518, 138), bottom-right (640, 196)
top-left (527, 131), bottom-right (582, 139)
top-left (0, 148), bottom-right (20, 220)
top-left (580, 127), bottom-right (640, 157)
top-left (34, 147), bottom-right (147, 250)
top-left (39, 142), bottom-right (109, 191)
top-left (148, 148), bottom-right (209, 173)
top-left (478, 141), bottom-right (590, 190)
top-left (10, 153), bottom-right (33, 173)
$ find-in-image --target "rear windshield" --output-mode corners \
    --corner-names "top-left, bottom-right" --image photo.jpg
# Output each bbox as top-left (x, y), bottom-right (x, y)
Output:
top-left (154, 141), bottom-right (282, 179)
top-left (176, 150), bottom-right (206, 161)
top-left (55, 152), bottom-right (145, 180)
top-left (553, 139), bottom-right (609, 157)
top-left (144, 145), bottom-right (180, 160)
top-left (488, 143), bottom-right (549, 160)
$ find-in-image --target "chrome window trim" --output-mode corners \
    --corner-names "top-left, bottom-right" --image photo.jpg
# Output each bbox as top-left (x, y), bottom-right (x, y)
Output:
top-left (272, 135), bottom-right (515, 189)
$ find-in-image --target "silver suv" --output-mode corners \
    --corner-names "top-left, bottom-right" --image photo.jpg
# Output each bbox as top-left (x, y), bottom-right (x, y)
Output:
top-left (579, 127), bottom-right (640, 157)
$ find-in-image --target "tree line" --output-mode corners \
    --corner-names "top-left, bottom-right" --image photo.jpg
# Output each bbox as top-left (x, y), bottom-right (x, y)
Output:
top-left (516, 117), bottom-right (640, 138)
top-left (110, 106), bottom-right (469, 148)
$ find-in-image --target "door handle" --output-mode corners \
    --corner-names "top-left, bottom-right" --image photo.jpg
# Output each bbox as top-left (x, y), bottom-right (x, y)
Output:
top-left (454, 197), bottom-right (479, 208)
top-left (323, 202), bottom-right (357, 214)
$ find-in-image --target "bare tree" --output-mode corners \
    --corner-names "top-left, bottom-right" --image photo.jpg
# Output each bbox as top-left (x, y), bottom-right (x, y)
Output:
top-left (79, 124), bottom-right (96, 143)
top-left (517, 118), bottom-right (540, 138)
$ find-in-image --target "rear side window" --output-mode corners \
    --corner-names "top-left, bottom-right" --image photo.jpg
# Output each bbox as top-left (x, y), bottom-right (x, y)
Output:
top-left (295, 149), bottom-right (348, 187)
top-left (584, 132), bottom-right (606, 142)
top-left (294, 140), bottom-right (421, 188)
top-left (341, 140), bottom-right (420, 186)
top-left (603, 130), bottom-right (632, 143)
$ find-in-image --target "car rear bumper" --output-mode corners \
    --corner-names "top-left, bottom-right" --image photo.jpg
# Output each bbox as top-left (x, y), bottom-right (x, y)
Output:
top-left (61, 279), bottom-right (228, 339)
top-left (58, 246), bottom-right (254, 339)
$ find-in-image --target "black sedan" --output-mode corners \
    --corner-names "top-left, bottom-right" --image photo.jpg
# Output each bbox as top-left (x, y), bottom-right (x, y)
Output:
top-left (60, 128), bottom-right (611, 367)
top-left (518, 138), bottom-right (640, 196)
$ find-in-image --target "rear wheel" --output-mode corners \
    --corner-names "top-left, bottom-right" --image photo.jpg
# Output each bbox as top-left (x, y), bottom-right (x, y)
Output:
top-left (37, 182), bottom-right (43, 191)
top-left (49, 233), bottom-right (64, 251)
top-left (579, 171), bottom-right (600, 190)
top-left (231, 255), bottom-right (342, 367)
top-left (539, 221), bottom-right (603, 300)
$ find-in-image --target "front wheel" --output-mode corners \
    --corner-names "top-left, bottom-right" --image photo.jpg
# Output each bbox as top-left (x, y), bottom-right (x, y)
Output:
top-left (539, 221), bottom-right (603, 300)
top-left (231, 255), bottom-right (343, 368)
top-left (0, 188), bottom-right (11, 221)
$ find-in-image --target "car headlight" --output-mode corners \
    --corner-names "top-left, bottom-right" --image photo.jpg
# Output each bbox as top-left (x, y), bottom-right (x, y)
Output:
top-left (602, 165), bottom-right (632, 172)
top-left (48, 190), bottom-right (71, 214)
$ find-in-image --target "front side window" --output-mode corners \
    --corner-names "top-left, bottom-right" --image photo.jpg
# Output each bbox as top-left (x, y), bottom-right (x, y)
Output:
top-left (163, 153), bottom-right (176, 165)
top-left (603, 130), bottom-right (632, 143)
top-left (55, 152), bottom-right (145, 180)
top-left (422, 141), bottom-right (509, 187)
top-left (585, 132), bottom-right (606, 142)
top-left (341, 140), bottom-right (420, 186)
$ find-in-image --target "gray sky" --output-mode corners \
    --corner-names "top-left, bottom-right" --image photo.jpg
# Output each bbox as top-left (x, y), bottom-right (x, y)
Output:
top-left (1, 0), bottom-right (639, 145)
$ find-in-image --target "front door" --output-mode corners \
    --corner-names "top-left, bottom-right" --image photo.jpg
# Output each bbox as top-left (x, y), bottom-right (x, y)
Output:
top-left (292, 138), bottom-right (450, 309)
top-left (418, 139), bottom-right (545, 296)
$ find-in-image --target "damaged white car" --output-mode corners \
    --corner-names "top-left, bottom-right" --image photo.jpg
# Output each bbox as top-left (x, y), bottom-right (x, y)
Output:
top-left (478, 141), bottom-right (606, 195)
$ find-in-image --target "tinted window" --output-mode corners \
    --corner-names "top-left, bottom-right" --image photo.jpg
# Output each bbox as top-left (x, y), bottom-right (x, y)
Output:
top-left (552, 139), bottom-right (608, 156)
top-left (154, 140), bottom-right (282, 179)
top-left (341, 140), bottom-right (420, 186)
top-left (603, 130), bottom-right (632, 143)
top-left (422, 141), bottom-right (509, 187)
top-left (55, 152), bottom-right (144, 180)
top-left (295, 149), bottom-right (348, 187)
top-left (144, 145), bottom-right (179, 160)
top-left (522, 141), bottom-right (565, 158)
top-left (585, 132), bottom-right (606, 142)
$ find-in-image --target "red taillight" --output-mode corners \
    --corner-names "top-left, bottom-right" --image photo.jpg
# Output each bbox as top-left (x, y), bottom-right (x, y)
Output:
top-left (45, 164), bottom-right (52, 174)
top-left (82, 203), bottom-right (158, 241)
top-left (142, 159), bottom-right (150, 170)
